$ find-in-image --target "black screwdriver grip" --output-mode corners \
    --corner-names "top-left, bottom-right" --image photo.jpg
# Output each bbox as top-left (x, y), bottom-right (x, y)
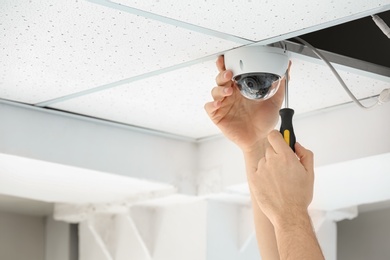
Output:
top-left (279, 108), bottom-right (296, 152)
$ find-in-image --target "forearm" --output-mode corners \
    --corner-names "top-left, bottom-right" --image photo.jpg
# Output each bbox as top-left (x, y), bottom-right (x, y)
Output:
top-left (273, 210), bottom-right (324, 260)
top-left (250, 194), bottom-right (280, 259)
top-left (243, 146), bottom-right (280, 260)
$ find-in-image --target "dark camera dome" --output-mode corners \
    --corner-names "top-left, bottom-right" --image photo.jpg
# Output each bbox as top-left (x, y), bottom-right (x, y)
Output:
top-left (235, 73), bottom-right (281, 100)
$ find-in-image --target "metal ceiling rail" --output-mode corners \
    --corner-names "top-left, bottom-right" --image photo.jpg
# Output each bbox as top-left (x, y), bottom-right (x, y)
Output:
top-left (3, 92), bottom-right (386, 144)
top-left (33, 50), bottom-right (227, 107)
top-left (87, 0), bottom-right (254, 45)
top-left (33, 1), bottom-right (390, 107)
top-left (1, 98), bottom-right (198, 143)
top-left (34, 39), bottom-right (390, 108)
top-left (280, 41), bottom-right (390, 79)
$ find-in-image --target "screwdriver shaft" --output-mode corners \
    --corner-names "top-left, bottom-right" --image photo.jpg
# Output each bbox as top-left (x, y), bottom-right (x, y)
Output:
top-left (279, 70), bottom-right (296, 152)
top-left (284, 72), bottom-right (289, 108)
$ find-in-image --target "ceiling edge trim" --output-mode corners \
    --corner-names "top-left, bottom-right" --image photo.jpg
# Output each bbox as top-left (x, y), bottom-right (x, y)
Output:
top-left (33, 51), bottom-right (225, 107)
top-left (281, 41), bottom-right (390, 79)
top-left (1, 98), bottom-right (197, 143)
top-left (86, 0), bottom-right (253, 44)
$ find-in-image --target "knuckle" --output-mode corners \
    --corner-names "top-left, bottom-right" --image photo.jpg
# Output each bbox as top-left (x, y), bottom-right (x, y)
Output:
top-left (210, 87), bottom-right (218, 98)
top-left (269, 130), bottom-right (280, 138)
top-left (215, 72), bottom-right (223, 84)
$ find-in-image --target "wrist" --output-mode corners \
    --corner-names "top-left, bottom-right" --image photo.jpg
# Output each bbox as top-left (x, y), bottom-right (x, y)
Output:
top-left (242, 139), bottom-right (267, 173)
top-left (272, 207), bottom-right (312, 232)
top-left (241, 136), bottom-right (267, 156)
top-left (272, 207), bottom-right (325, 260)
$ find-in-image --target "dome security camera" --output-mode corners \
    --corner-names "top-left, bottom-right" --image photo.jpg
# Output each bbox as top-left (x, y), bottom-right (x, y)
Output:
top-left (224, 45), bottom-right (290, 101)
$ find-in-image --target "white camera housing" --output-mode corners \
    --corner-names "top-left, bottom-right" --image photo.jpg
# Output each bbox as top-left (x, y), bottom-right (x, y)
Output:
top-left (224, 45), bottom-right (289, 100)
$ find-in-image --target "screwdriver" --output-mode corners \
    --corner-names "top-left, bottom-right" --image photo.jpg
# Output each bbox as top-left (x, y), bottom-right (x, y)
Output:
top-left (279, 71), bottom-right (296, 152)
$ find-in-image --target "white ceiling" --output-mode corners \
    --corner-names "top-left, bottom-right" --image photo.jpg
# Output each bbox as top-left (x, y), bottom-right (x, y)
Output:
top-left (0, 153), bottom-right (175, 205)
top-left (0, 193), bottom-right (53, 217)
top-left (1, 1), bottom-right (390, 218)
top-left (116, 0), bottom-right (387, 41)
top-left (1, 0), bottom-right (390, 139)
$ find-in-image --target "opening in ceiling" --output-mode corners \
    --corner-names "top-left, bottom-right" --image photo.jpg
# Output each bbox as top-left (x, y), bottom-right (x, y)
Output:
top-left (288, 10), bottom-right (390, 69)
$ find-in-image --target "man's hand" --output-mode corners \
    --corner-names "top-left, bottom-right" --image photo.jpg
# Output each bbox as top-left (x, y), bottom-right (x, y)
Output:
top-left (250, 130), bottom-right (315, 228)
top-left (204, 56), bottom-right (290, 153)
top-left (250, 130), bottom-right (324, 259)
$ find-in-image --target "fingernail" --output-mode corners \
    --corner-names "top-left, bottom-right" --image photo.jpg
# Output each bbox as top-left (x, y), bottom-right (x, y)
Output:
top-left (224, 87), bottom-right (232, 94)
top-left (223, 71), bottom-right (229, 79)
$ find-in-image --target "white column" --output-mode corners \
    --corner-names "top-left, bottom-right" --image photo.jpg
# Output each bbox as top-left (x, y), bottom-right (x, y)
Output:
top-left (310, 207), bottom-right (358, 260)
top-left (57, 194), bottom-right (207, 260)
top-left (206, 193), bottom-right (260, 260)
top-left (45, 216), bottom-right (74, 260)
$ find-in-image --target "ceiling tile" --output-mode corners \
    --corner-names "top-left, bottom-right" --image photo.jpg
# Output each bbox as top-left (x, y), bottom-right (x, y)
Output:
top-left (0, 0), bottom-right (238, 104)
top-left (2, 0), bottom-right (389, 139)
top-left (52, 60), bottom-right (221, 138)
top-left (50, 55), bottom-right (390, 139)
top-left (288, 57), bottom-right (390, 114)
top-left (115, 0), bottom-right (390, 41)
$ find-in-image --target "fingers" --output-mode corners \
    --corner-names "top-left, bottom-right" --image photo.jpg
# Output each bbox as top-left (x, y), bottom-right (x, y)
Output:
top-left (267, 130), bottom-right (291, 155)
top-left (204, 100), bottom-right (221, 117)
top-left (215, 55), bottom-right (233, 86)
top-left (216, 55), bottom-right (226, 72)
top-left (204, 86), bottom-right (235, 120)
top-left (211, 85), bottom-right (233, 101)
top-left (204, 56), bottom-right (235, 120)
top-left (295, 142), bottom-right (314, 172)
top-left (264, 143), bottom-right (276, 161)
top-left (215, 70), bottom-right (233, 86)
top-left (206, 81), bottom-right (233, 116)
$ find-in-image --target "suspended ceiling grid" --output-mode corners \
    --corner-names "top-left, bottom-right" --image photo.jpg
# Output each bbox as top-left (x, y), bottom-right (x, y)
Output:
top-left (1, 0), bottom-right (390, 139)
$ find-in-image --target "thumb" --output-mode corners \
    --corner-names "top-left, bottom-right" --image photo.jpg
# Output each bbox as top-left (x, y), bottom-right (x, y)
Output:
top-left (295, 142), bottom-right (314, 172)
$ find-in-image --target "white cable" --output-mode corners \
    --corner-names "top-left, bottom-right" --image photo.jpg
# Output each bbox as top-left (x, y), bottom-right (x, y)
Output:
top-left (372, 15), bottom-right (390, 39)
top-left (295, 37), bottom-right (383, 110)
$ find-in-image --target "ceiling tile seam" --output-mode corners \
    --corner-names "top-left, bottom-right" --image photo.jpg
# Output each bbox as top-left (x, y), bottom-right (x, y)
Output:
top-left (32, 3), bottom-right (390, 107)
top-left (254, 5), bottom-right (390, 48)
top-left (33, 50), bottom-right (231, 107)
top-left (86, 0), bottom-right (253, 45)
top-left (0, 98), bottom-right (197, 143)
top-left (89, 1), bottom-right (390, 48)
top-left (33, 37), bottom-right (389, 108)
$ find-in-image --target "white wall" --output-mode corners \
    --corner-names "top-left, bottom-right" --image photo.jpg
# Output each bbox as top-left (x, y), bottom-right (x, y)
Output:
top-left (0, 101), bottom-right (199, 194)
top-left (337, 207), bottom-right (390, 260)
top-left (46, 216), bottom-right (78, 260)
top-left (0, 211), bottom-right (45, 260)
top-left (197, 137), bottom-right (246, 194)
top-left (0, 97), bottom-right (389, 260)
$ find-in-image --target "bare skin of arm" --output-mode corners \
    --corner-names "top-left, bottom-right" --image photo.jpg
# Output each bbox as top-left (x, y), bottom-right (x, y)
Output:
top-left (205, 56), bottom-right (323, 259)
top-left (204, 55), bottom-right (286, 259)
top-left (251, 131), bottom-right (324, 260)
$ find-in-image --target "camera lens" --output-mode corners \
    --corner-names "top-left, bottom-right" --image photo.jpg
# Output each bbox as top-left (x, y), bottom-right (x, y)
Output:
top-left (243, 78), bottom-right (256, 89)
top-left (235, 73), bottom-right (281, 100)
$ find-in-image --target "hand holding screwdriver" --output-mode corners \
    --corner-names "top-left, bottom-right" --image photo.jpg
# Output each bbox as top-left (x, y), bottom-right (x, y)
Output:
top-left (279, 72), bottom-right (296, 152)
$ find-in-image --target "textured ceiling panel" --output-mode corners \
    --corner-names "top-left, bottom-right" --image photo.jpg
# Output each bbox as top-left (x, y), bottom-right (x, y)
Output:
top-left (116, 0), bottom-right (390, 41)
top-left (51, 55), bottom-right (390, 139)
top-left (52, 60), bottom-right (220, 138)
top-left (1, 0), bottom-right (389, 139)
top-left (0, 0), bottom-right (238, 104)
top-left (288, 57), bottom-right (389, 113)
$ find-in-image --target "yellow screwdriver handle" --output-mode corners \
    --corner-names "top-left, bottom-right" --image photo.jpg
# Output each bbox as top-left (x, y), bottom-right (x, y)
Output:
top-left (279, 108), bottom-right (296, 152)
